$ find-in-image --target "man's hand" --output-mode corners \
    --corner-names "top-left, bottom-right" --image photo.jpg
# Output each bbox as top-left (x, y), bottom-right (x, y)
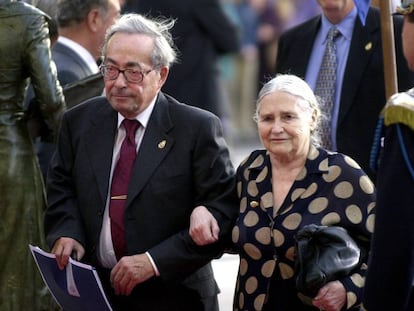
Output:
top-left (110, 253), bottom-right (155, 296)
top-left (189, 205), bottom-right (220, 246)
top-left (51, 237), bottom-right (85, 270)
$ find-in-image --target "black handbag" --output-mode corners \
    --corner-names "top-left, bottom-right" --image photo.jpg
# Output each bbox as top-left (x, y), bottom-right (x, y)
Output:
top-left (294, 224), bottom-right (361, 297)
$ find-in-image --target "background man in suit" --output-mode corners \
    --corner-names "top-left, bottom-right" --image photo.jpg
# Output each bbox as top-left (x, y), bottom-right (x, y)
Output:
top-left (44, 13), bottom-right (237, 311)
top-left (121, 0), bottom-right (240, 123)
top-left (53, 0), bottom-right (121, 86)
top-left (275, 0), bottom-right (414, 181)
top-left (35, 0), bottom-right (121, 180)
top-left (363, 1), bottom-right (414, 310)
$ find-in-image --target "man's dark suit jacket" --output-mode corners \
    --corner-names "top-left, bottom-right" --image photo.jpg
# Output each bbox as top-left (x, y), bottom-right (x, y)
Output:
top-left (51, 41), bottom-right (95, 86)
top-left (275, 7), bottom-right (414, 180)
top-left (44, 92), bottom-right (237, 310)
top-left (35, 41), bottom-right (104, 180)
top-left (122, 0), bottom-right (240, 118)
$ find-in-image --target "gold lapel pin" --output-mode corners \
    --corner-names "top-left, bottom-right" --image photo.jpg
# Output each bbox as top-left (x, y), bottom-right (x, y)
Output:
top-left (365, 42), bottom-right (372, 51)
top-left (158, 140), bottom-right (167, 149)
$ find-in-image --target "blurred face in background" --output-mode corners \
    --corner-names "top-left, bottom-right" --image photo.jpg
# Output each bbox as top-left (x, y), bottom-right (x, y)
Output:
top-left (402, 14), bottom-right (414, 70)
top-left (317, 0), bottom-right (355, 23)
top-left (96, 0), bottom-right (121, 51)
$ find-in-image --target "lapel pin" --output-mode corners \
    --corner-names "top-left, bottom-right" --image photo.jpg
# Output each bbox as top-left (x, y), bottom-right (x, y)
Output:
top-left (365, 42), bottom-right (372, 51)
top-left (158, 140), bottom-right (167, 149)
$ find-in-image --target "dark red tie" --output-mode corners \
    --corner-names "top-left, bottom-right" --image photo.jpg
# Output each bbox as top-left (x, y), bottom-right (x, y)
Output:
top-left (109, 119), bottom-right (140, 260)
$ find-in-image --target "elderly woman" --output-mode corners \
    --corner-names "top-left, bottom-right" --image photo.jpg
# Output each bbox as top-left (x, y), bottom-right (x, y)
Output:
top-left (228, 74), bottom-right (376, 311)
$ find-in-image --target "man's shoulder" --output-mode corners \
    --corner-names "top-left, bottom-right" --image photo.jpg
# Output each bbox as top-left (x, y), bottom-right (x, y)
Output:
top-left (52, 44), bottom-right (80, 64)
top-left (161, 92), bottom-right (219, 120)
top-left (384, 88), bottom-right (414, 131)
top-left (65, 96), bottom-right (108, 115)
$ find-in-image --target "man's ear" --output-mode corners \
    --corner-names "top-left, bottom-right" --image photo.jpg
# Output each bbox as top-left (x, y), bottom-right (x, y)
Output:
top-left (157, 66), bottom-right (169, 89)
top-left (87, 8), bottom-right (102, 33)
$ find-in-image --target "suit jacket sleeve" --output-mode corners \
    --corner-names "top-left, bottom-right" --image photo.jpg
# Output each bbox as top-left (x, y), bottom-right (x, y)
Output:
top-left (363, 108), bottom-right (414, 310)
top-left (148, 111), bottom-right (238, 281)
top-left (44, 110), bottom-right (87, 248)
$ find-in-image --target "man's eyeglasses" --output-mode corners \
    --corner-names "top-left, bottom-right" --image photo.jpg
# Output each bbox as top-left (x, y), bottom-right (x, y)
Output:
top-left (99, 65), bottom-right (156, 83)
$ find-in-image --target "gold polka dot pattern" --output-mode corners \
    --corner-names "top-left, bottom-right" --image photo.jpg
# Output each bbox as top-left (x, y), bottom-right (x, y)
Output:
top-left (232, 147), bottom-right (376, 310)
top-left (282, 213), bottom-right (302, 230)
top-left (261, 260), bottom-right (276, 278)
top-left (347, 291), bottom-right (358, 309)
top-left (346, 204), bottom-right (363, 224)
top-left (244, 211), bottom-right (260, 227)
top-left (246, 276), bottom-right (258, 294)
top-left (308, 197), bottom-right (329, 213)
top-left (255, 227), bottom-right (271, 245)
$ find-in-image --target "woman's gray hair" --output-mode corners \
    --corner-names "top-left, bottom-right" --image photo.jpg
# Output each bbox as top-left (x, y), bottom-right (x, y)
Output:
top-left (101, 13), bottom-right (177, 68)
top-left (255, 74), bottom-right (322, 147)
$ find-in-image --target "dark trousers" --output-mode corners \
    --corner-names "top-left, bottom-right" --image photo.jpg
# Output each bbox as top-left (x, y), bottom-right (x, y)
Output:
top-left (96, 267), bottom-right (218, 311)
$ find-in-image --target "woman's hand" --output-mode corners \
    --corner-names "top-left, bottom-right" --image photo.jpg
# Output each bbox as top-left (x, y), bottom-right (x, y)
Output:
top-left (312, 280), bottom-right (346, 311)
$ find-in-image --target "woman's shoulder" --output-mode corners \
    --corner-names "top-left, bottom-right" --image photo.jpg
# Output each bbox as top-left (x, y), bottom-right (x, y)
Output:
top-left (316, 148), bottom-right (372, 185)
top-left (237, 149), bottom-right (268, 171)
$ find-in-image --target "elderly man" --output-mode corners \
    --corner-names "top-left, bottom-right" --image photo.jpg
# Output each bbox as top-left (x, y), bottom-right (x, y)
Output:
top-left (44, 13), bottom-right (237, 311)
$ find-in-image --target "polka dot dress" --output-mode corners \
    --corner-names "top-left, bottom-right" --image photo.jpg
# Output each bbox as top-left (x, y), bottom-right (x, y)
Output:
top-left (232, 146), bottom-right (376, 311)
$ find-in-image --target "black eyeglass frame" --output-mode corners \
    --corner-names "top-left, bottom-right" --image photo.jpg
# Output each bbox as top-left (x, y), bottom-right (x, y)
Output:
top-left (99, 64), bottom-right (156, 83)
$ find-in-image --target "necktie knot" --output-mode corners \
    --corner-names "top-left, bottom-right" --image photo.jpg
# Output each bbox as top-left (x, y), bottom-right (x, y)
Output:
top-left (327, 27), bottom-right (340, 42)
top-left (122, 119), bottom-right (139, 143)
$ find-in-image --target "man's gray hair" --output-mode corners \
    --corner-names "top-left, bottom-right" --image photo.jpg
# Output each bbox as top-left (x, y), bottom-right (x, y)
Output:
top-left (56, 0), bottom-right (109, 28)
top-left (102, 13), bottom-right (177, 68)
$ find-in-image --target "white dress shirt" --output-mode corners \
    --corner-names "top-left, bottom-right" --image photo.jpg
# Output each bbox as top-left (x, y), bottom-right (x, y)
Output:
top-left (98, 96), bottom-right (156, 269)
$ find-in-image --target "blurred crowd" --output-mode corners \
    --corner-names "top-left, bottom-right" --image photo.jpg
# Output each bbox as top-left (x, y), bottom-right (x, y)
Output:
top-left (24, 0), bottom-right (322, 145)
top-left (218, 0), bottom-right (321, 142)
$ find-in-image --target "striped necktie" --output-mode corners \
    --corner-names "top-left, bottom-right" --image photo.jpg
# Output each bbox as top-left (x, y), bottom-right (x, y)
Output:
top-left (314, 27), bottom-right (340, 150)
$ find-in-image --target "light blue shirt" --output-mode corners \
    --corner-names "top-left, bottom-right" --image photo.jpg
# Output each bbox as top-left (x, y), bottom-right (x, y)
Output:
top-left (305, 7), bottom-right (357, 150)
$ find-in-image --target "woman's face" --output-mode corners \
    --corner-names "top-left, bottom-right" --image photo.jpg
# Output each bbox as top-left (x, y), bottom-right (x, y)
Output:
top-left (257, 91), bottom-right (315, 160)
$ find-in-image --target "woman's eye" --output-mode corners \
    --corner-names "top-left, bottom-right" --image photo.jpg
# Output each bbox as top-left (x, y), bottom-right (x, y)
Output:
top-left (260, 116), bottom-right (273, 122)
top-left (282, 114), bottom-right (296, 120)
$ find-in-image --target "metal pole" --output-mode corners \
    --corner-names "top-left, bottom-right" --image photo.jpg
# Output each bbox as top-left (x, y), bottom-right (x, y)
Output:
top-left (379, 0), bottom-right (398, 98)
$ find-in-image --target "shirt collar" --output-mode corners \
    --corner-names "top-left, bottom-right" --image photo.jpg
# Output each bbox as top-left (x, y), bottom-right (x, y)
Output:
top-left (57, 36), bottom-right (99, 73)
top-left (320, 6), bottom-right (358, 42)
top-left (117, 95), bottom-right (157, 129)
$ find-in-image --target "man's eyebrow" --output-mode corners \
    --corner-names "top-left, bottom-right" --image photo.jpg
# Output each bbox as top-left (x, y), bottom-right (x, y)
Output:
top-left (104, 58), bottom-right (143, 68)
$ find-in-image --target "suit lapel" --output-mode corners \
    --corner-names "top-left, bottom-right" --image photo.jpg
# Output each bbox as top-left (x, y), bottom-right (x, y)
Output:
top-left (126, 93), bottom-right (174, 205)
top-left (294, 18), bottom-right (321, 78)
top-left (85, 98), bottom-right (118, 205)
top-left (338, 8), bottom-right (380, 125)
top-left (280, 17), bottom-right (320, 78)
top-left (52, 42), bottom-right (94, 77)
